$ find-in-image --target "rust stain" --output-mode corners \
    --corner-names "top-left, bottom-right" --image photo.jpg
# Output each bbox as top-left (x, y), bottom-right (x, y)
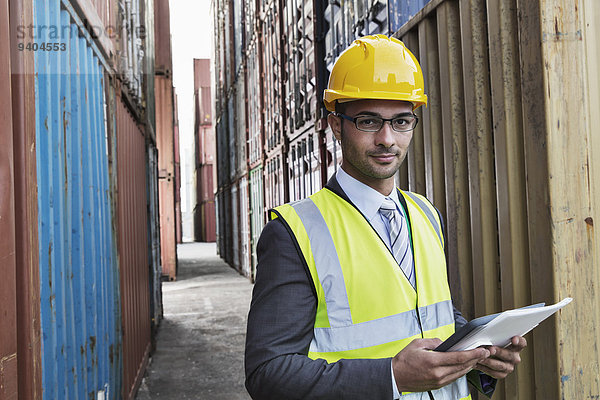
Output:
top-left (89, 336), bottom-right (96, 353)
top-left (48, 242), bottom-right (52, 290)
top-left (585, 217), bottom-right (593, 226)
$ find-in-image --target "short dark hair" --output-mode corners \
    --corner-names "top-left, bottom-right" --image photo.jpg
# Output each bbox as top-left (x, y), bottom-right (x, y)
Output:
top-left (335, 101), bottom-right (348, 114)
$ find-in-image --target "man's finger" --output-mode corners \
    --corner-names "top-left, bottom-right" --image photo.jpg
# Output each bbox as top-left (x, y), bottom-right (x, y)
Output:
top-left (436, 348), bottom-right (490, 367)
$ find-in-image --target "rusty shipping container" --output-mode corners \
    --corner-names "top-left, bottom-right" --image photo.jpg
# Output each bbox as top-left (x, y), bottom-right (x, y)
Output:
top-left (4, 0), bottom-right (163, 398)
top-left (1, 0), bottom-right (19, 396)
top-left (194, 59), bottom-right (217, 242)
top-left (113, 96), bottom-right (152, 399)
top-left (155, 75), bottom-right (178, 280)
top-left (389, 0), bottom-right (600, 398)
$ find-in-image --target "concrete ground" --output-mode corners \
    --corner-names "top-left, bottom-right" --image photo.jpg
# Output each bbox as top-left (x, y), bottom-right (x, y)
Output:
top-left (136, 242), bottom-right (253, 400)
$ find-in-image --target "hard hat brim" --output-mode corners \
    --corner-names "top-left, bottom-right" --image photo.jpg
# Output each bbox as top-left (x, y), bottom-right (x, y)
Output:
top-left (324, 89), bottom-right (428, 112)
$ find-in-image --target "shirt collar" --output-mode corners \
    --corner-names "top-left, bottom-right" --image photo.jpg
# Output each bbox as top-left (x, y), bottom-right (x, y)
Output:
top-left (335, 167), bottom-right (403, 221)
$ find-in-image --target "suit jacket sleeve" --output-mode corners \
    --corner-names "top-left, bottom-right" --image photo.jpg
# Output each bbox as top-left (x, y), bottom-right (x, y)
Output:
top-left (244, 218), bottom-right (392, 400)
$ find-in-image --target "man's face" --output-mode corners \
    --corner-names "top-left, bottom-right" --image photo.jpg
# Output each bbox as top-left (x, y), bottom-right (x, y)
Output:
top-left (328, 99), bottom-right (414, 192)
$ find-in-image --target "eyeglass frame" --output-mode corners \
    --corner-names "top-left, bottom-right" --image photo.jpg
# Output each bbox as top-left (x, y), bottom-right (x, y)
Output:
top-left (333, 111), bottom-right (419, 132)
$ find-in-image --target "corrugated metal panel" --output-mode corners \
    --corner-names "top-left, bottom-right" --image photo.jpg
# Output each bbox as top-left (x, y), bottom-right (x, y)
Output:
top-left (115, 97), bottom-right (151, 399)
top-left (247, 39), bottom-right (263, 167)
top-left (288, 131), bottom-right (321, 202)
top-left (10, 0), bottom-right (43, 396)
top-left (34, 1), bottom-right (121, 397)
top-left (233, 0), bottom-right (244, 74)
top-left (195, 164), bottom-right (217, 242)
top-left (388, 0), bottom-right (432, 33)
top-left (154, 0), bottom-right (173, 74)
top-left (146, 145), bottom-right (163, 330)
top-left (228, 94), bottom-right (237, 181)
top-left (173, 94), bottom-right (183, 244)
top-left (195, 59), bottom-right (212, 127)
top-left (249, 165), bottom-right (264, 280)
top-left (223, 187), bottom-right (232, 265)
top-left (234, 76), bottom-right (248, 177)
top-left (155, 75), bottom-right (177, 280)
top-left (261, 0), bottom-right (284, 153)
top-left (239, 176), bottom-right (251, 278)
top-left (231, 182), bottom-right (240, 271)
top-left (391, 0), bottom-right (600, 398)
top-left (283, 0), bottom-right (317, 141)
top-left (264, 149), bottom-right (288, 211)
top-left (117, 0), bottom-right (144, 104)
top-left (0, 1), bottom-right (18, 394)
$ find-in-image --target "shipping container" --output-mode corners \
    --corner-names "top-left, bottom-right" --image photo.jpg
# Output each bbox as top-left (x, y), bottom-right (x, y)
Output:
top-left (249, 165), bottom-right (265, 280)
top-left (282, 0), bottom-right (317, 141)
top-left (223, 186), bottom-right (233, 265)
top-left (114, 96), bottom-right (152, 399)
top-left (244, 0), bottom-right (258, 48)
top-left (390, 0), bottom-right (600, 398)
top-left (155, 0), bottom-right (173, 75)
top-left (155, 75), bottom-right (178, 280)
top-left (234, 74), bottom-right (248, 178)
top-left (288, 130), bottom-right (322, 202)
top-left (231, 182), bottom-right (240, 271)
top-left (34, 2), bottom-right (121, 397)
top-left (264, 149), bottom-right (288, 211)
top-left (239, 176), bottom-right (252, 277)
top-left (146, 145), bottom-right (163, 334)
top-left (1, 0), bottom-right (19, 395)
top-left (117, 0), bottom-right (144, 103)
top-left (227, 94), bottom-right (237, 181)
top-left (233, 0), bottom-right (245, 74)
top-left (261, 0), bottom-right (284, 153)
top-left (246, 38), bottom-right (263, 167)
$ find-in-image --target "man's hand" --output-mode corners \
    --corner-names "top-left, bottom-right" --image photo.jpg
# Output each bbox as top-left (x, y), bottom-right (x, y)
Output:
top-left (392, 338), bottom-right (490, 393)
top-left (474, 336), bottom-right (527, 379)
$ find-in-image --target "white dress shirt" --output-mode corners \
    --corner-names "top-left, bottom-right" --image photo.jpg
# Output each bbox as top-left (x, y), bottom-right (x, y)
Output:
top-left (335, 167), bottom-right (406, 399)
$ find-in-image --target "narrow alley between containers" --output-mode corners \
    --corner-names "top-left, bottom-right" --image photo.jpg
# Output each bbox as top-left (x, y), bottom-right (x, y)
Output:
top-left (136, 243), bottom-right (252, 400)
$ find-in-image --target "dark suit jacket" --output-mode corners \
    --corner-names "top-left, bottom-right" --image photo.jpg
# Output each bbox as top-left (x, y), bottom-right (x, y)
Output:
top-left (244, 176), bottom-right (478, 399)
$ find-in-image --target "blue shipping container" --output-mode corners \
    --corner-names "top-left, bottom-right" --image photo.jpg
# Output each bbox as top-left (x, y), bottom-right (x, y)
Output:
top-left (34, 0), bottom-right (122, 398)
top-left (388, 0), bottom-right (432, 33)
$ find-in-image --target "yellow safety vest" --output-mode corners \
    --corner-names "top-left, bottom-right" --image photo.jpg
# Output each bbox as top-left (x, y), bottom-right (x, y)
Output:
top-left (271, 187), bottom-right (471, 400)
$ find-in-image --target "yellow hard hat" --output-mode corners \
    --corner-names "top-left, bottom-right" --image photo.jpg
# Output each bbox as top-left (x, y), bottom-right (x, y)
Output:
top-left (323, 34), bottom-right (427, 112)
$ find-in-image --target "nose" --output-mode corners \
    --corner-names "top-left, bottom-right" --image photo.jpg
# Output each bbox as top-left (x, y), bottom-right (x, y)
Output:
top-left (374, 120), bottom-right (395, 148)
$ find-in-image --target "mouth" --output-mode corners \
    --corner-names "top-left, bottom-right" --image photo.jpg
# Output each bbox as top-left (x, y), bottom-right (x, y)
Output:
top-left (369, 153), bottom-right (398, 163)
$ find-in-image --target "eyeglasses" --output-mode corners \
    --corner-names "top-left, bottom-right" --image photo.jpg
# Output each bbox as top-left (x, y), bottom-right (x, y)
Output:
top-left (334, 112), bottom-right (418, 132)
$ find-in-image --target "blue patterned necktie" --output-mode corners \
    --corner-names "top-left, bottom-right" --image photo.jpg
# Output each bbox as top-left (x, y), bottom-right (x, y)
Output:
top-left (379, 198), bottom-right (415, 287)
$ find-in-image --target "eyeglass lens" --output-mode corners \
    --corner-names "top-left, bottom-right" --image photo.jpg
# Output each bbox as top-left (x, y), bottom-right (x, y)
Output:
top-left (355, 115), bottom-right (416, 132)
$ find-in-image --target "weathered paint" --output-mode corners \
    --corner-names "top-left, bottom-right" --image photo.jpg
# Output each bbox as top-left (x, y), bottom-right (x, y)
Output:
top-left (249, 165), bottom-right (264, 281)
top-left (0, 0), bottom-right (18, 396)
top-left (34, 0), bottom-right (121, 398)
top-left (10, 0), bottom-right (43, 396)
top-left (114, 97), bottom-right (151, 399)
top-left (155, 75), bottom-right (177, 280)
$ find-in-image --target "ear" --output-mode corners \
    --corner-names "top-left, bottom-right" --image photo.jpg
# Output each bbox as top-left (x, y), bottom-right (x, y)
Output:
top-left (328, 113), bottom-right (342, 141)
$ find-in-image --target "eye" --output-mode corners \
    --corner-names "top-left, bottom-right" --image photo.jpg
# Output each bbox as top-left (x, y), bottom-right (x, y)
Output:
top-left (359, 117), bottom-right (377, 125)
top-left (393, 117), bottom-right (410, 126)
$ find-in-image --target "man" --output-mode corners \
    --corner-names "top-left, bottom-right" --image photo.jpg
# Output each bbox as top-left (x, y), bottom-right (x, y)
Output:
top-left (245, 34), bottom-right (525, 399)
